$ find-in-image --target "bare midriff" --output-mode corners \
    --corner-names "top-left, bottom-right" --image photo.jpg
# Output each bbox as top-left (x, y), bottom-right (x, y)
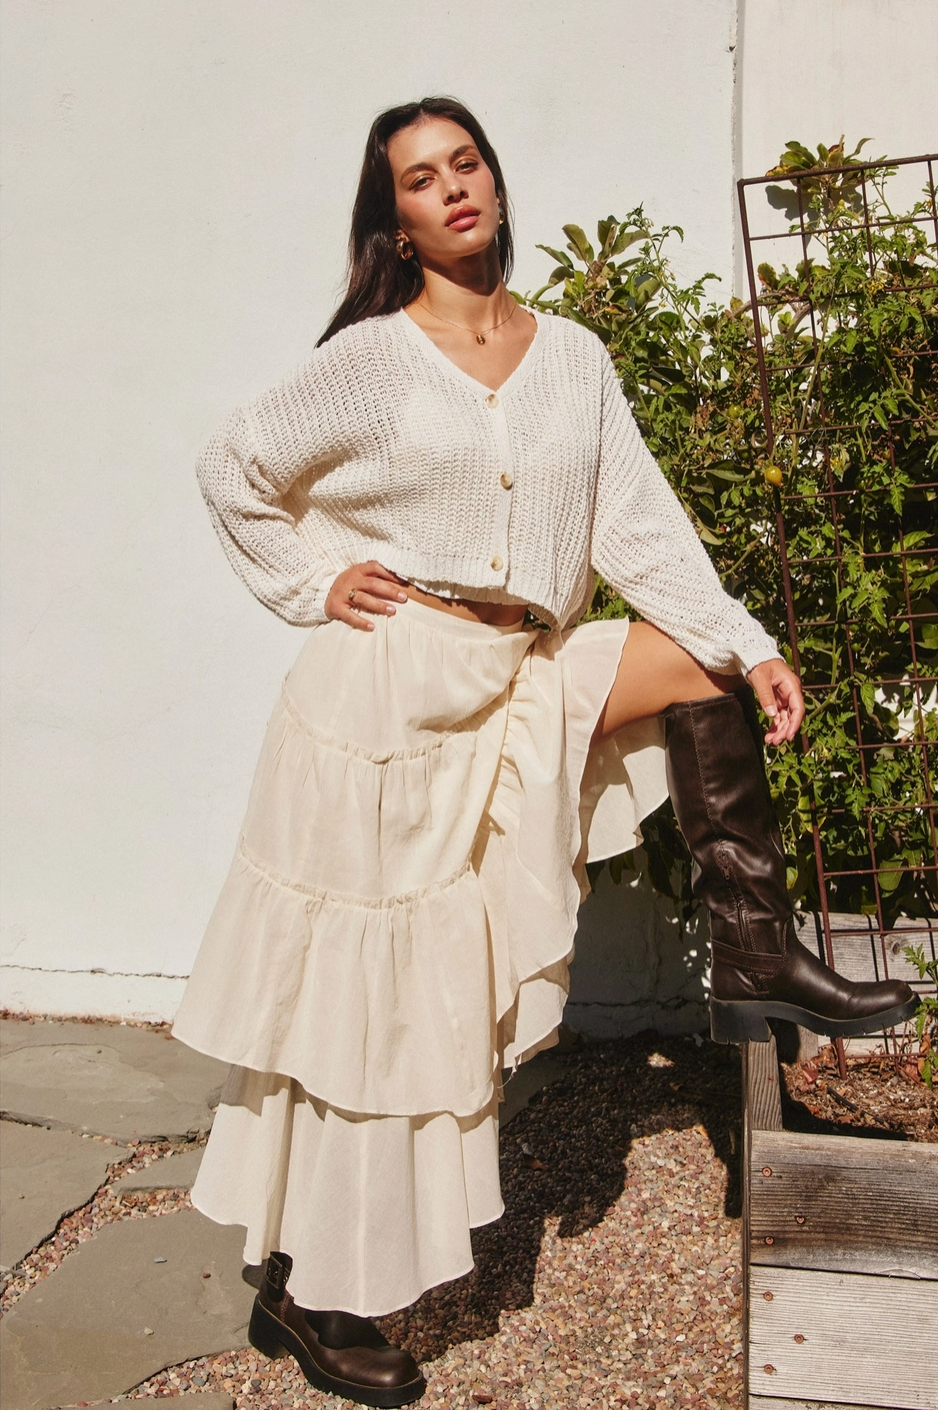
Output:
top-left (404, 582), bottom-right (528, 626)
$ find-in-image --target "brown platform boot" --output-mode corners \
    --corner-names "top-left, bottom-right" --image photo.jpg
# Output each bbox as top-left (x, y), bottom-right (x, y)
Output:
top-left (248, 1252), bottom-right (426, 1407)
top-left (663, 687), bottom-right (919, 1044)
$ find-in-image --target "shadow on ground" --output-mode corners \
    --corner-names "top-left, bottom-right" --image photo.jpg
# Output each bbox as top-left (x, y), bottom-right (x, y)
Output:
top-left (379, 1031), bottom-right (742, 1362)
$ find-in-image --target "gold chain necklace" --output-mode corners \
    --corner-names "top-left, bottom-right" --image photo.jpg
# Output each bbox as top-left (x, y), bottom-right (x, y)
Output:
top-left (417, 296), bottom-right (518, 345)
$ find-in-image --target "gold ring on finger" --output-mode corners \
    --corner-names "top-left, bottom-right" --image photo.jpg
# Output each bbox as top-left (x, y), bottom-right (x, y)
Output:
top-left (348, 588), bottom-right (357, 603)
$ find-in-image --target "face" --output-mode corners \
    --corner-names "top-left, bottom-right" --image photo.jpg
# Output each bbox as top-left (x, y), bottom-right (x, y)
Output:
top-left (387, 116), bottom-right (501, 268)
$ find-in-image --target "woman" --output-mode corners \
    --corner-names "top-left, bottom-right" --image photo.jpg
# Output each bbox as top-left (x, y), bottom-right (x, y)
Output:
top-left (173, 98), bottom-right (916, 1407)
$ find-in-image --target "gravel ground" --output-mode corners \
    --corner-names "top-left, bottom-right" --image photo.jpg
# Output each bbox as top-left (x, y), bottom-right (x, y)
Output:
top-left (3, 1032), bottom-right (746, 1410)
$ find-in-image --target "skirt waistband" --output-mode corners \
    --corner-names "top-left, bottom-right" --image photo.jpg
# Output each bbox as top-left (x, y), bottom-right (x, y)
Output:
top-left (390, 596), bottom-right (531, 640)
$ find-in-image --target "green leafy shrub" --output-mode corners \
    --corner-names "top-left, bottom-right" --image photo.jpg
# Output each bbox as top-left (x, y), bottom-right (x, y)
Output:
top-left (524, 142), bottom-right (938, 924)
top-left (901, 944), bottom-right (938, 1086)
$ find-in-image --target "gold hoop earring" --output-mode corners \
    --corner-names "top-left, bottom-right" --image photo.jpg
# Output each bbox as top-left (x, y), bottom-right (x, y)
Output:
top-left (395, 233), bottom-right (414, 261)
top-left (497, 203), bottom-right (505, 227)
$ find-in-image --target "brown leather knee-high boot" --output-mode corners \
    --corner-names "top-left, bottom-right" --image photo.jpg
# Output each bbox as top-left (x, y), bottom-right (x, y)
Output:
top-left (248, 1252), bottom-right (425, 1407)
top-left (663, 687), bottom-right (919, 1044)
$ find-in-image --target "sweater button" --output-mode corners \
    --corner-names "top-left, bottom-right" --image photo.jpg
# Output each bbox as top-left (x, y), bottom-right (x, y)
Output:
top-left (486, 393), bottom-right (500, 408)
top-left (500, 471), bottom-right (514, 489)
top-left (490, 555), bottom-right (504, 571)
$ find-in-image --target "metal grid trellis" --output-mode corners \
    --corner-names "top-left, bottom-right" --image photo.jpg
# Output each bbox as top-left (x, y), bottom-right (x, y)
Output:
top-left (737, 153), bottom-right (938, 1067)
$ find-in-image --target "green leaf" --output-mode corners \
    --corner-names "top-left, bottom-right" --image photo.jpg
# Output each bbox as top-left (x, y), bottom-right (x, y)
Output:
top-left (562, 224), bottom-right (595, 263)
top-left (611, 227), bottom-right (648, 257)
top-left (536, 244), bottom-right (573, 268)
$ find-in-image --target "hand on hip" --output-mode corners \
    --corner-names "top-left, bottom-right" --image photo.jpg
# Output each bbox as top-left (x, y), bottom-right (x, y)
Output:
top-left (325, 561), bottom-right (410, 631)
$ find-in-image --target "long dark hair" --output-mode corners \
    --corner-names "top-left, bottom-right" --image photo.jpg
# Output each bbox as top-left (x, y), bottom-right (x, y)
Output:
top-left (318, 97), bottom-right (514, 346)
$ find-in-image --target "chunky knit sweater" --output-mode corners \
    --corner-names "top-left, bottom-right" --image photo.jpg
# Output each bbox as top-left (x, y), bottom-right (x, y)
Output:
top-left (197, 307), bottom-right (779, 674)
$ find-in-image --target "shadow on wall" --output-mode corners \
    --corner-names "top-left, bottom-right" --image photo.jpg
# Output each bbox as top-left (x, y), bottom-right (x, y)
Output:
top-left (567, 855), bottom-right (708, 1041)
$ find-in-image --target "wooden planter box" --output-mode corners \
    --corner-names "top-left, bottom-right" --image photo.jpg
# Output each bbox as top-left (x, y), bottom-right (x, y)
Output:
top-left (741, 1031), bottom-right (938, 1410)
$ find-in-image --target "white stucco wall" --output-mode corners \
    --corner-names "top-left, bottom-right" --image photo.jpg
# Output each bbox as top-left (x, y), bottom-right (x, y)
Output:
top-left (1, 0), bottom-right (934, 1025)
top-left (734, 0), bottom-right (938, 288)
top-left (0, 0), bottom-right (738, 1019)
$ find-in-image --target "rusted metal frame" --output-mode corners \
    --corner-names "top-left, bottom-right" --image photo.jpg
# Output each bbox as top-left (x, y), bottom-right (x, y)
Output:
top-left (820, 813), bottom-right (938, 828)
top-left (738, 158), bottom-right (938, 1079)
top-left (759, 363), bottom-right (936, 385)
top-left (793, 178), bottom-right (848, 1011)
top-left (823, 863), bottom-right (938, 879)
top-left (812, 738), bottom-right (938, 753)
top-left (736, 151), bottom-right (938, 193)
top-left (744, 211), bottom-right (937, 239)
top-left (860, 169), bottom-right (878, 280)
top-left (821, 802), bottom-right (938, 816)
top-left (927, 159), bottom-right (938, 250)
top-left (738, 180), bottom-right (839, 1053)
top-left (787, 545), bottom-right (938, 560)
top-left (739, 178), bottom-right (846, 1074)
top-left (775, 413), bottom-right (934, 435)
top-left (898, 465), bottom-right (938, 899)
top-left (740, 156), bottom-right (938, 1033)
top-left (800, 674), bottom-right (938, 692)
top-left (797, 613), bottom-right (937, 629)
top-left (745, 229), bottom-right (937, 250)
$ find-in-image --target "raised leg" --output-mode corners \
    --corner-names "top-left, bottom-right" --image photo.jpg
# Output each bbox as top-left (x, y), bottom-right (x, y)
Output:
top-left (593, 624), bottom-right (918, 1043)
top-left (663, 689), bottom-right (917, 1042)
top-left (593, 621), bottom-right (739, 742)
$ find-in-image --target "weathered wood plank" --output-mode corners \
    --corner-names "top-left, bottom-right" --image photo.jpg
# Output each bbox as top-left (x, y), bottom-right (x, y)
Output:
top-left (749, 1129), bottom-right (938, 1279)
top-left (793, 912), bottom-right (937, 992)
top-left (745, 1035), bottom-right (784, 1133)
top-left (749, 1266), bottom-right (938, 1409)
top-left (750, 1399), bottom-right (889, 1410)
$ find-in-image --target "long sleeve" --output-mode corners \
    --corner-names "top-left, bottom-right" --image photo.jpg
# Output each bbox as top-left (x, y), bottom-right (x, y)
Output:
top-left (196, 360), bottom-right (347, 626)
top-left (591, 350), bottom-right (779, 675)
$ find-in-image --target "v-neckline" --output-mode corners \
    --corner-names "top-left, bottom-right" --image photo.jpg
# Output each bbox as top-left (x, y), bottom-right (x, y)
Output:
top-left (394, 305), bottom-right (546, 398)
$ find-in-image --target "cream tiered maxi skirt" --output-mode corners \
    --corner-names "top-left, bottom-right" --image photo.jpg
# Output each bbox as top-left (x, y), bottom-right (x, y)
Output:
top-left (172, 598), bottom-right (668, 1316)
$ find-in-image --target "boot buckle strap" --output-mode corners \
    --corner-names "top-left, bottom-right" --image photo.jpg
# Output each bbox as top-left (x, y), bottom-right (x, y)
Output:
top-left (712, 939), bottom-right (783, 975)
top-left (265, 1251), bottom-right (292, 1297)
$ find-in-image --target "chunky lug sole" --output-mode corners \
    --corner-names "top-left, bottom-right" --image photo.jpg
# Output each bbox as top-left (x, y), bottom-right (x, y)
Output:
top-left (248, 1297), bottom-right (426, 1408)
top-left (710, 993), bottom-right (921, 1045)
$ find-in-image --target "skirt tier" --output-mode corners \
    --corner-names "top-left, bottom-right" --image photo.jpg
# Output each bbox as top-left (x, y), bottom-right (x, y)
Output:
top-left (173, 598), bottom-right (667, 1314)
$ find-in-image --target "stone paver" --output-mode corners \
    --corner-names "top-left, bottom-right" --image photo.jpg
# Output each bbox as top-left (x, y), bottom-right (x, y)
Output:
top-left (0, 1209), bottom-right (252, 1410)
top-left (114, 1146), bottom-right (204, 1193)
top-left (0, 1019), bottom-right (228, 1141)
top-left (0, 1121), bottom-right (126, 1270)
top-left (53, 1398), bottom-right (234, 1409)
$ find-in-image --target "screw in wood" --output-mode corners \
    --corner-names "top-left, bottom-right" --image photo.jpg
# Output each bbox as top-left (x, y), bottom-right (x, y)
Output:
top-left (794, 1334), bottom-right (805, 1343)
top-left (762, 1291), bottom-right (774, 1301)
top-left (761, 1167), bottom-right (772, 1176)
top-left (764, 1235), bottom-right (775, 1244)
top-left (795, 1215), bottom-right (806, 1224)
top-left (764, 1365), bottom-right (776, 1374)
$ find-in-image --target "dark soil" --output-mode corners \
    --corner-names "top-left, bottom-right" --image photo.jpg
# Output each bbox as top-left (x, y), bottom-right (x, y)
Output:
top-left (780, 1042), bottom-right (937, 1143)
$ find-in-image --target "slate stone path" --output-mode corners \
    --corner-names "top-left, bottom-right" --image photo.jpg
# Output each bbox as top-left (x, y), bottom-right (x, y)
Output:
top-left (0, 1016), bottom-right (561, 1409)
top-left (0, 1017), bottom-right (239, 1409)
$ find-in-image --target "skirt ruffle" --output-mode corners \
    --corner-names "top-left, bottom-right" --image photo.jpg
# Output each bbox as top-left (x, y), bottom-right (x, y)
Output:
top-left (173, 599), bottom-right (668, 1313)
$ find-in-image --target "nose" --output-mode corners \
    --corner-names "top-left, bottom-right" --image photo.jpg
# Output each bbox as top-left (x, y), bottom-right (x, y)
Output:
top-left (443, 174), bottom-right (468, 203)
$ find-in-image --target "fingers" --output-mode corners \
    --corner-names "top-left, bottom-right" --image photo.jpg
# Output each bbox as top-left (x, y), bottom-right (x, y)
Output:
top-left (748, 659), bottom-right (805, 746)
top-left (365, 561), bottom-right (409, 585)
top-left (325, 562), bottom-right (410, 630)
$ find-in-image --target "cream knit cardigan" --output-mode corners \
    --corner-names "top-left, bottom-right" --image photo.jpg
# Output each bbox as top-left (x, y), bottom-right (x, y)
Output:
top-left (197, 307), bottom-right (779, 674)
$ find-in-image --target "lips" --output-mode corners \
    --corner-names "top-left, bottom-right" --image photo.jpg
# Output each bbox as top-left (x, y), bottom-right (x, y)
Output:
top-left (445, 206), bottom-right (481, 229)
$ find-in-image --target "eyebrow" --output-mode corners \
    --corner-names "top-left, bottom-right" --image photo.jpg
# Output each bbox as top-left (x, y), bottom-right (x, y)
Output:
top-left (398, 144), bottom-right (478, 181)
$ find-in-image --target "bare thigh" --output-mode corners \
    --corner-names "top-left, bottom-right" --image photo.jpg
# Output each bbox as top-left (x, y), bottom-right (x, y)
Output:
top-left (593, 621), bottom-right (742, 743)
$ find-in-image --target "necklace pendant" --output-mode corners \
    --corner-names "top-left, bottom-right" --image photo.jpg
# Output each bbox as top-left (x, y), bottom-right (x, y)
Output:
top-left (476, 333), bottom-right (486, 345)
